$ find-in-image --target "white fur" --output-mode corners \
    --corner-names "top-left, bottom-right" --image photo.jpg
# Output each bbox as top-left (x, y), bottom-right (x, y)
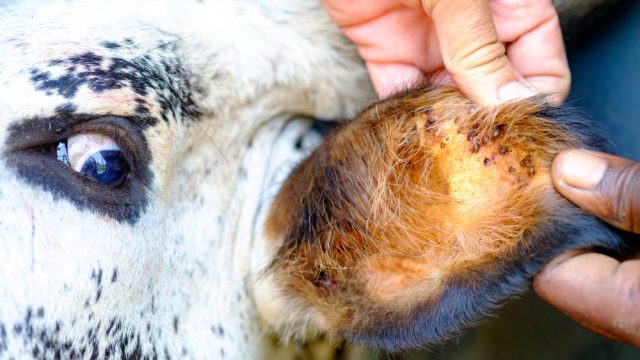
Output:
top-left (0, 1), bottom-right (374, 358)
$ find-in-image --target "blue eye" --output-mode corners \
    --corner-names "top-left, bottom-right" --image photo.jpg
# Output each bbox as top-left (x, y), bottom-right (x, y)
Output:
top-left (58, 133), bottom-right (130, 187)
top-left (79, 150), bottom-right (128, 186)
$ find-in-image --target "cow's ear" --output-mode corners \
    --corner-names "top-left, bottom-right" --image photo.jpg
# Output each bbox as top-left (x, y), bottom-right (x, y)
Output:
top-left (265, 87), bottom-right (623, 350)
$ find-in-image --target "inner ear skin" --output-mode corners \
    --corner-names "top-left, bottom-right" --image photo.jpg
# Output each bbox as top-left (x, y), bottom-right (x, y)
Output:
top-left (265, 86), bottom-right (627, 350)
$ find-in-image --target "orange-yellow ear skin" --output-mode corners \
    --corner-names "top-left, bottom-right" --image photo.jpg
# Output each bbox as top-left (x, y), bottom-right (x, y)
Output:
top-left (265, 87), bottom-right (624, 350)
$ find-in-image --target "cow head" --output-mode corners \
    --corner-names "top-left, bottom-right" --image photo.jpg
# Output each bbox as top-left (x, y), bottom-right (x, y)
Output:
top-left (0, 0), bottom-right (626, 358)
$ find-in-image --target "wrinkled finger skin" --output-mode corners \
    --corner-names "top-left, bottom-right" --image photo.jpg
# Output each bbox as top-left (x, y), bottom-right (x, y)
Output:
top-left (321, 0), bottom-right (569, 104)
top-left (553, 151), bottom-right (640, 233)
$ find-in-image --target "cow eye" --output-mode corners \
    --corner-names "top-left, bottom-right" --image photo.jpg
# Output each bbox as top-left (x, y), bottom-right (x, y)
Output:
top-left (57, 134), bottom-right (129, 187)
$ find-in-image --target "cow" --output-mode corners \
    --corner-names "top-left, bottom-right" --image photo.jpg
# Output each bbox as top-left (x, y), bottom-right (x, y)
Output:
top-left (0, 0), bottom-right (630, 359)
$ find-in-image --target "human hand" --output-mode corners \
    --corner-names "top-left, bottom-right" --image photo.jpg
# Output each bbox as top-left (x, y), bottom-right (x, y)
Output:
top-left (322, 0), bottom-right (570, 105)
top-left (534, 149), bottom-right (640, 347)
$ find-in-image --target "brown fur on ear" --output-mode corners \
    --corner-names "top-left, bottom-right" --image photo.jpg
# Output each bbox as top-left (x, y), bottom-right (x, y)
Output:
top-left (265, 86), bottom-right (623, 350)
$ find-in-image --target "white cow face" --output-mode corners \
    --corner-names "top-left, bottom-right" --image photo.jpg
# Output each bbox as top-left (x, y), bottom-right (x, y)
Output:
top-left (0, 1), bottom-right (372, 358)
top-left (1, 1), bottom-right (630, 359)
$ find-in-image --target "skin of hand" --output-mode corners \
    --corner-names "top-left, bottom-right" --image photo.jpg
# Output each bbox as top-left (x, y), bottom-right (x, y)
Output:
top-left (534, 150), bottom-right (640, 347)
top-left (322, 0), bottom-right (570, 105)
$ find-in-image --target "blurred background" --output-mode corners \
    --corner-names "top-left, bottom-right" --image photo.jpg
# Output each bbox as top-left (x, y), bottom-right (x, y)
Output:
top-left (569, 0), bottom-right (640, 161)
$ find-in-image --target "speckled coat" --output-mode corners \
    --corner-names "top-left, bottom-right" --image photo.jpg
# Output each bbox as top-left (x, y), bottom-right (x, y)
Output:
top-left (0, 0), bottom-right (629, 359)
top-left (0, 1), bottom-right (372, 358)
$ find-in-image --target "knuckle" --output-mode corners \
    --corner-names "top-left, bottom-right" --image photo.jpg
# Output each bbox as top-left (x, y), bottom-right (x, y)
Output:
top-left (448, 37), bottom-right (508, 77)
top-left (620, 267), bottom-right (640, 333)
top-left (607, 163), bottom-right (640, 233)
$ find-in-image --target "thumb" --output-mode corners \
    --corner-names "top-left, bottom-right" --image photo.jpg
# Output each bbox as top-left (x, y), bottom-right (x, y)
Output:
top-left (420, 0), bottom-right (536, 105)
top-left (552, 149), bottom-right (640, 234)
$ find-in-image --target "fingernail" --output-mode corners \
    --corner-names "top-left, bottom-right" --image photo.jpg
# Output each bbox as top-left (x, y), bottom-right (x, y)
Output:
top-left (557, 150), bottom-right (608, 190)
top-left (498, 80), bottom-right (537, 103)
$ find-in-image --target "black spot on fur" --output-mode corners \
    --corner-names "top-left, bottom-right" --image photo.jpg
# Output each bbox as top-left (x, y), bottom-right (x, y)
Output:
top-left (0, 322), bottom-right (7, 355)
top-left (29, 46), bottom-right (200, 123)
top-left (91, 269), bottom-right (104, 303)
top-left (100, 41), bottom-right (121, 49)
top-left (519, 155), bottom-right (536, 176)
top-left (134, 97), bottom-right (150, 115)
top-left (150, 296), bottom-right (156, 314)
top-left (499, 145), bottom-right (510, 155)
top-left (91, 269), bottom-right (103, 287)
top-left (54, 102), bottom-right (77, 115)
top-left (111, 268), bottom-right (118, 283)
top-left (211, 325), bottom-right (224, 337)
top-left (106, 319), bottom-right (117, 337)
top-left (4, 307), bottom-right (150, 358)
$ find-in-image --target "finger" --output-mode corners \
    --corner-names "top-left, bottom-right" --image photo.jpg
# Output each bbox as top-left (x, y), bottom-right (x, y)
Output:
top-left (552, 150), bottom-right (640, 233)
top-left (420, 0), bottom-right (536, 105)
top-left (534, 251), bottom-right (640, 347)
top-left (491, 0), bottom-right (570, 103)
top-left (368, 62), bottom-right (453, 98)
top-left (322, 1), bottom-right (442, 97)
top-left (366, 63), bottom-right (428, 98)
top-left (321, 0), bottom-right (402, 27)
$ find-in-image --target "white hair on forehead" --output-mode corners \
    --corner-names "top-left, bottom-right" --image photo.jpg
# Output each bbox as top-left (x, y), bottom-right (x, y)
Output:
top-left (0, 0), bottom-right (373, 358)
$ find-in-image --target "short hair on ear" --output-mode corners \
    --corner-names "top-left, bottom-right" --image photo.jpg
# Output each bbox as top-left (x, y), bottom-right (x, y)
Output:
top-left (265, 86), bottom-right (631, 351)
